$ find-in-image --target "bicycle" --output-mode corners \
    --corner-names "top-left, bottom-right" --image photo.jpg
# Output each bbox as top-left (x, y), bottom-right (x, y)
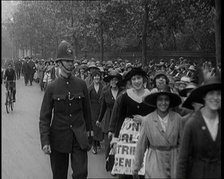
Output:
top-left (5, 81), bottom-right (15, 113)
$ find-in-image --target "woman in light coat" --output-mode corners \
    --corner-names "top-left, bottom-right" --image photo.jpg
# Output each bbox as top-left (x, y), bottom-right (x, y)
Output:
top-left (133, 85), bottom-right (182, 179)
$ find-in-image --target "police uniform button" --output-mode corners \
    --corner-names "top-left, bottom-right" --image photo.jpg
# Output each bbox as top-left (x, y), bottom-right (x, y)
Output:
top-left (66, 82), bottom-right (69, 85)
top-left (57, 98), bottom-right (60, 100)
top-left (70, 125), bottom-right (72, 128)
top-left (70, 114), bottom-right (72, 117)
top-left (137, 105), bottom-right (140, 109)
top-left (79, 96), bottom-right (81, 99)
top-left (69, 103), bottom-right (72, 106)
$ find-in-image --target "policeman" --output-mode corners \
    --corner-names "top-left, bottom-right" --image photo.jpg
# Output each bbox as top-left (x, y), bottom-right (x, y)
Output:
top-left (39, 40), bottom-right (93, 179)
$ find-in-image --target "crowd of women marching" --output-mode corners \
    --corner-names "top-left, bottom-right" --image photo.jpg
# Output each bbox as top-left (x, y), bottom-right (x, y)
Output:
top-left (3, 55), bottom-right (221, 178)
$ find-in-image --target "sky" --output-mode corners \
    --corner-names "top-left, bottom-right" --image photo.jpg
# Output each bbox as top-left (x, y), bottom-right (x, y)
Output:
top-left (2, 1), bottom-right (19, 23)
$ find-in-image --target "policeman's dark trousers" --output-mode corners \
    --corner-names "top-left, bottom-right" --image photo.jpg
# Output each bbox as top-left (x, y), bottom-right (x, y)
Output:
top-left (50, 147), bottom-right (87, 179)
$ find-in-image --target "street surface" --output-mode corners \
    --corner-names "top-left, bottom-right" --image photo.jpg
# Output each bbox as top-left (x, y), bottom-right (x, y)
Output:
top-left (2, 77), bottom-right (117, 179)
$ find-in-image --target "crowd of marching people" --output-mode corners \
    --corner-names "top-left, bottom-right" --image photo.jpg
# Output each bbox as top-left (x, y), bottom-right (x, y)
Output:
top-left (2, 47), bottom-right (221, 179)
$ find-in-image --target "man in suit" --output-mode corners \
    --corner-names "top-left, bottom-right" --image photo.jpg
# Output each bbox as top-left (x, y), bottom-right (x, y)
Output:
top-left (39, 40), bottom-right (93, 179)
top-left (28, 57), bottom-right (36, 85)
top-left (15, 59), bottom-right (22, 80)
top-left (22, 57), bottom-right (30, 86)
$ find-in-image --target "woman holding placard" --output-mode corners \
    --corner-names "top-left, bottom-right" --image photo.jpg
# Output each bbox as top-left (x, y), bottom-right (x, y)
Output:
top-left (109, 67), bottom-right (154, 179)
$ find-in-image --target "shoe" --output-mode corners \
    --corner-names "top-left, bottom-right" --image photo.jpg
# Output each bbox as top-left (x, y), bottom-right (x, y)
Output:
top-left (92, 147), bottom-right (97, 155)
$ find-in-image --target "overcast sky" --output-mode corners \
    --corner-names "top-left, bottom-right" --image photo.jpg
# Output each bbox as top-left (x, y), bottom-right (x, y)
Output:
top-left (2, 1), bottom-right (19, 23)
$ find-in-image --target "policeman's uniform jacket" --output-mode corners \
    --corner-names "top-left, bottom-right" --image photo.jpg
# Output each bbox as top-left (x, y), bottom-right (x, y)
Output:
top-left (39, 75), bottom-right (92, 153)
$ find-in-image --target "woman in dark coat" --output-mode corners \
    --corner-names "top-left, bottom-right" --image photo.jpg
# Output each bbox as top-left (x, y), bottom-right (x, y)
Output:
top-left (108, 67), bottom-right (155, 179)
top-left (176, 76), bottom-right (221, 179)
top-left (96, 70), bottom-right (123, 158)
top-left (88, 70), bottom-right (104, 154)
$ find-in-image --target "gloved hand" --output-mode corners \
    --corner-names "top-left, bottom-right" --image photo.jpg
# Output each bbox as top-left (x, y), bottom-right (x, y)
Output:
top-left (88, 131), bottom-right (93, 146)
top-left (42, 145), bottom-right (51, 155)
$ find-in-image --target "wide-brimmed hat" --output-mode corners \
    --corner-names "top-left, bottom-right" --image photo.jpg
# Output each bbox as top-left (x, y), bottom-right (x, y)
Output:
top-left (144, 85), bottom-right (182, 108)
top-left (56, 40), bottom-right (74, 62)
top-left (91, 70), bottom-right (102, 78)
top-left (188, 65), bottom-right (196, 71)
top-left (86, 62), bottom-right (100, 71)
top-left (182, 76), bottom-right (221, 109)
top-left (175, 76), bottom-right (191, 85)
top-left (103, 70), bottom-right (122, 83)
top-left (179, 83), bottom-right (197, 97)
top-left (125, 67), bottom-right (148, 81)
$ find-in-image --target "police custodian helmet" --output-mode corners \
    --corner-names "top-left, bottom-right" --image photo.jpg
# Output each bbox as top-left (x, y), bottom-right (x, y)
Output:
top-left (56, 40), bottom-right (74, 62)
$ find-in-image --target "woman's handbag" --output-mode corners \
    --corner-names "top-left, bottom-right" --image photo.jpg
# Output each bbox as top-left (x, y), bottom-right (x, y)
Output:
top-left (106, 144), bottom-right (116, 171)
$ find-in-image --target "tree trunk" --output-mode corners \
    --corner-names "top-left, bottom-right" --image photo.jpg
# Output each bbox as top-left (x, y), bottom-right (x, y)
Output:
top-left (215, 0), bottom-right (221, 68)
top-left (171, 28), bottom-right (177, 50)
top-left (100, 22), bottom-right (104, 61)
top-left (141, 0), bottom-right (149, 66)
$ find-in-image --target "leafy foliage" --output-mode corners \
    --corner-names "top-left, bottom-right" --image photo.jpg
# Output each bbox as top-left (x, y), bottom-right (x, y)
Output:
top-left (5, 0), bottom-right (216, 59)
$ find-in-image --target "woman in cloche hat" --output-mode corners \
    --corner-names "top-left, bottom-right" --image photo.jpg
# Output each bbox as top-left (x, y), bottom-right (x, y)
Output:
top-left (133, 85), bottom-right (183, 179)
top-left (177, 76), bottom-right (221, 179)
top-left (96, 70), bottom-right (123, 162)
top-left (88, 70), bottom-right (104, 155)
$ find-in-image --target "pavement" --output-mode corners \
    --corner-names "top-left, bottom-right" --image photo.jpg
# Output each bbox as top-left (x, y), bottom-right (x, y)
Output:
top-left (2, 77), bottom-right (117, 179)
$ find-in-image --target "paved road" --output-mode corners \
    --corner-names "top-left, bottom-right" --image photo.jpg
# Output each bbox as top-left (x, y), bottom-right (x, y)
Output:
top-left (2, 78), bottom-right (117, 179)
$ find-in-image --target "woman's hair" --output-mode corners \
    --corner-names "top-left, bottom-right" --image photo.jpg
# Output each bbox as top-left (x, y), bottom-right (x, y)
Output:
top-left (153, 74), bottom-right (169, 87)
top-left (91, 70), bottom-right (102, 80)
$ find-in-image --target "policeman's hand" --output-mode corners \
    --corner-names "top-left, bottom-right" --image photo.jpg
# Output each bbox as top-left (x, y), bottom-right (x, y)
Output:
top-left (108, 132), bottom-right (114, 140)
top-left (88, 131), bottom-right (93, 145)
top-left (96, 120), bottom-right (101, 127)
top-left (88, 130), bottom-right (94, 137)
top-left (42, 145), bottom-right (51, 155)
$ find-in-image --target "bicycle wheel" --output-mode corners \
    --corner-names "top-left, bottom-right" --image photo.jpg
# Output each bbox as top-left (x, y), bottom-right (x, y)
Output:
top-left (9, 93), bottom-right (14, 111)
top-left (5, 92), bottom-right (10, 113)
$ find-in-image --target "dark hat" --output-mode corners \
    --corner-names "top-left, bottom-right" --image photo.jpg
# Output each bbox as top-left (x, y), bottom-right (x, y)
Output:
top-left (44, 60), bottom-right (51, 65)
top-left (182, 76), bottom-right (221, 109)
top-left (56, 40), bottom-right (74, 62)
top-left (91, 70), bottom-right (102, 78)
top-left (77, 64), bottom-right (87, 71)
top-left (153, 71), bottom-right (169, 84)
top-left (179, 83), bottom-right (197, 97)
top-left (103, 70), bottom-right (122, 83)
top-left (125, 67), bottom-right (148, 81)
top-left (144, 85), bottom-right (182, 108)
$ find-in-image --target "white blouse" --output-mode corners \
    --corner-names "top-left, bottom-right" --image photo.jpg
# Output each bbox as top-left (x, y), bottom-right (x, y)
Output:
top-left (203, 114), bottom-right (219, 141)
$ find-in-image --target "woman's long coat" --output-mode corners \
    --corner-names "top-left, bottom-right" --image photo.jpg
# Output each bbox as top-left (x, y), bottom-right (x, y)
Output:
top-left (98, 87), bottom-right (122, 133)
top-left (176, 110), bottom-right (221, 179)
top-left (133, 110), bottom-right (182, 178)
top-left (88, 83), bottom-right (104, 141)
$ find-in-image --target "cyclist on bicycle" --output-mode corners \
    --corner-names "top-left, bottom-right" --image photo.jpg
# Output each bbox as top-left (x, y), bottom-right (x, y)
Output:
top-left (4, 63), bottom-right (16, 102)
